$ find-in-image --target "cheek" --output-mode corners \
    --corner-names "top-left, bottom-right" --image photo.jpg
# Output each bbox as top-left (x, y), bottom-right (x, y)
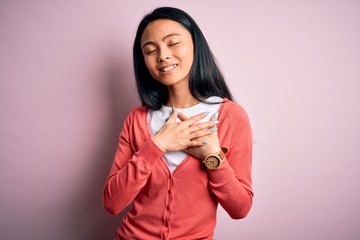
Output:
top-left (144, 57), bottom-right (157, 73)
top-left (179, 45), bottom-right (194, 67)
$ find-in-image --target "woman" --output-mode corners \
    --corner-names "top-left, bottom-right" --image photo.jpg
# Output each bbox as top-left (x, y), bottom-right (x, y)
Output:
top-left (103, 7), bottom-right (253, 240)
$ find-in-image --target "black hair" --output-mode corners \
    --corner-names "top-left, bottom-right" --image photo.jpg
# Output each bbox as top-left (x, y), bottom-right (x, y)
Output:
top-left (133, 6), bottom-right (234, 110)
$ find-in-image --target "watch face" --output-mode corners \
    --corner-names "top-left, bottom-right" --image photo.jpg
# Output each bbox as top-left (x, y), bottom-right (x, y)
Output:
top-left (205, 156), bottom-right (220, 170)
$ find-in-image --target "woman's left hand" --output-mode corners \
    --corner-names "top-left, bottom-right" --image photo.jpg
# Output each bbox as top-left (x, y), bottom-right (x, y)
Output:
top-left (178, 112), bottom-right (221, 160)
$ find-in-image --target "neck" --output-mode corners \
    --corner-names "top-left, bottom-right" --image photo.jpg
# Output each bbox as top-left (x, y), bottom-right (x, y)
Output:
top-left (166, 83), bottom-right (199, 108)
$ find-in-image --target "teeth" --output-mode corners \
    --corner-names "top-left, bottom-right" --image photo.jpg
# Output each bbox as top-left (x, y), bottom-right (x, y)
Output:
top-left (161, 64), bottom-right (177, 72)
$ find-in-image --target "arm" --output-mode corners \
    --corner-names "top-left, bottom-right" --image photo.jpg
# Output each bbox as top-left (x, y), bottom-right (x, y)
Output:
top-left (207, 103), bottom-right (253, 219)
top-left (102, 111), bottom-right (165, 215)
top-left (103, 109), bottom-right (214, 215)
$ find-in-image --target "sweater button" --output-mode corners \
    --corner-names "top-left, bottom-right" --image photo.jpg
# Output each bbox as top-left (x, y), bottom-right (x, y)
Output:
top-left (167, 205), bottom-right (170, 211)
top-left (168, 190), bottom-right (171, 194)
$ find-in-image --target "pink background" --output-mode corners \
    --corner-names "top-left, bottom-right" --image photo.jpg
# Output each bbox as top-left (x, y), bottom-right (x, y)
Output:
top-left (1, 0), bottom-right (359, 239)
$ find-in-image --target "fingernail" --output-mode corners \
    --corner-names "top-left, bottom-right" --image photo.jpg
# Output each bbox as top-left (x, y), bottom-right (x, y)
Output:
top-left (210, 127), bottom-right (218, 132)
top-left (214, 112), bottom-right (219, 119)
top-left (177, 112), bottom-right (181, 117)
top-left (203, 111), bottom-right (210, 116)
top-left (202, 140), bottom-right (208, 144)
top-left (212, 120), bottom-right (219, 125)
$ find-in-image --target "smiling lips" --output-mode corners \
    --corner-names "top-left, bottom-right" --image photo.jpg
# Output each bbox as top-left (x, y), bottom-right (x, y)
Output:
top-left (159, 64), bottom-right (178, 73)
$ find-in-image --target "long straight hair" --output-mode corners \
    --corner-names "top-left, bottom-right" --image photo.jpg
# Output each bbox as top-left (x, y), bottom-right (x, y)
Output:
top-left (133, 7), bottom-right (234, 110)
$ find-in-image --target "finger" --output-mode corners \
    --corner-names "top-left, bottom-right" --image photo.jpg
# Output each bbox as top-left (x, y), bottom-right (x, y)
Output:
top-left (184, 120), bottom-right (219, 134)
top-left (213, 111), bottom-right (219, 120)
top-left (188, 139), bottom-right (208, 147)
top-left (166, 108), bottom-right (178, 123)
top-left (180, 111), bottom-right (210, 127)
top-left (209, 111), bottom-right (218, 122)
top-left (189, 128), bottom-right (217, 140)
top-left (177, 111), bottom-right (189, 121)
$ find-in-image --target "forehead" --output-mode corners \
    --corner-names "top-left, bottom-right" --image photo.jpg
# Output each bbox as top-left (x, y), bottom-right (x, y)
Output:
top-left (141, 19), bottom-right (190, 43)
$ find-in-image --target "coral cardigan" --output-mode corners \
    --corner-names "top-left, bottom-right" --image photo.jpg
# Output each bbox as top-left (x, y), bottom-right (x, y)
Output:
top-left (103, 99), bottom-right (253, 240)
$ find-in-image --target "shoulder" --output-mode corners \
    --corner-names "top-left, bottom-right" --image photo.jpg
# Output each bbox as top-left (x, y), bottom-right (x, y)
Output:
top-left (123, 106), bottom-right (149, 127)
top-left (220, 99), bottom-right (249, 121)
top-left (219, 99), bottom-right (251, 133)
top-left (219, 100), bottom-right (252, 147)
top-left (128, 105), bottom-right (148, 116)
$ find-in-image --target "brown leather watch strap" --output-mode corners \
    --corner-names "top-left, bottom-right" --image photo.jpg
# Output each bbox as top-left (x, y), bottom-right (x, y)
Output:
top-left (219, 147), bottom-right (228, 160)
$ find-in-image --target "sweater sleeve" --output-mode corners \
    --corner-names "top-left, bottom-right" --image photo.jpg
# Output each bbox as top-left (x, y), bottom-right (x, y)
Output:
top-left (102, 109), bottom-right (165, 215)
top-left (207, 103), bottom-right (253, 219)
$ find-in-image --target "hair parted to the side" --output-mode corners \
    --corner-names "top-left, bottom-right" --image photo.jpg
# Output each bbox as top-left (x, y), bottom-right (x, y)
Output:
top-left (133, 6), bottom-right (234, 110)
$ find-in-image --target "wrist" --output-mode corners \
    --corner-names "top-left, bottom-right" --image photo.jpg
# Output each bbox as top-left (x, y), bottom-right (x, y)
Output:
top-left (203, 147), bottom-right (221, 158)
top-left (203, 147), bottom-right (228, 170)
top-left (151, 135), bottom-right (167, 153)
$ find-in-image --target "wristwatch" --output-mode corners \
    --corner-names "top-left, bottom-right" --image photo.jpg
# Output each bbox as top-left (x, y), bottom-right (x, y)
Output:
top-left (203, 147), bottom-right (228, 170)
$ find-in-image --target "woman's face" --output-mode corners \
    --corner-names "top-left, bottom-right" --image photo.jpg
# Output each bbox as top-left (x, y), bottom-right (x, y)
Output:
top-left (140, 19), bottom-right (194, 87)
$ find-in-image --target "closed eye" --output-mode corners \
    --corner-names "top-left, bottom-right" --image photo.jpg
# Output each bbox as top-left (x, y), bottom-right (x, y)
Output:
top-left (145, 49), bottom-right (157, 55)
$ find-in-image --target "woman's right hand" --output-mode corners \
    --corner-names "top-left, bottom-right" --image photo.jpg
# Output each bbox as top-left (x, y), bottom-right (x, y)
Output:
top-left (151, 109), bottom-right (216, 153)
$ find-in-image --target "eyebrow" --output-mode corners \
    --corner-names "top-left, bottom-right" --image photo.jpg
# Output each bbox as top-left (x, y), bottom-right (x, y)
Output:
top-left (142, 33), bottom-right (181, 48)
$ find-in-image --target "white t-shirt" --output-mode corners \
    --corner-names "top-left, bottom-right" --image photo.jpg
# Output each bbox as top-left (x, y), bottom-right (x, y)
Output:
top-left (148, 96), bottom-right (223, 173)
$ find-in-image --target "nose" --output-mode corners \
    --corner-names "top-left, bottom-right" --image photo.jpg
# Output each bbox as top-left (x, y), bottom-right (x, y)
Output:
top-left (157, 48), bottom-right (171, 62)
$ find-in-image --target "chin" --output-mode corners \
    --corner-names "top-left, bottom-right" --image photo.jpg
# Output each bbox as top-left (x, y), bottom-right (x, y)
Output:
top-left (155, 75), bottom-right (190, 87)
top-left (154, 78), bottom-right (180, 86)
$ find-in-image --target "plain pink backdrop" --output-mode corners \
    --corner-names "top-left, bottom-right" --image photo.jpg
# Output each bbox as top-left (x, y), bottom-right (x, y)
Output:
top-left (1, 0), bottom-right (359, 239)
